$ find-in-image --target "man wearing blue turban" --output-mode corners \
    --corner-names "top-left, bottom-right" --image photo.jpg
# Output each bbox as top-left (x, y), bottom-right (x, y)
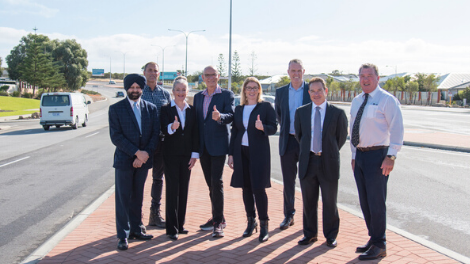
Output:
top-left (109, 74), bottom-right (160, 250)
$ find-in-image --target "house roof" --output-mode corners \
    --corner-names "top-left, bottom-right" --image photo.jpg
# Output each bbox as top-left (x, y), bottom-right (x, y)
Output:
top-left (378, 72), bottom-right (413, 84)
top-left (436, 73), bottom-right (470, 90)
top-left (259, 75), bottom-right (287, 84)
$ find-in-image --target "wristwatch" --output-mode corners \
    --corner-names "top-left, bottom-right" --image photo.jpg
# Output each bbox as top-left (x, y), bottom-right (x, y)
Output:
top-left (387, 155), bottom-right (396, 161)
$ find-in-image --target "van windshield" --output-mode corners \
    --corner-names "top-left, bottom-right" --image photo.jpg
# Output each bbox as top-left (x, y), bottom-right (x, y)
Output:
top-left (42, 95), bottom-right (70, 106)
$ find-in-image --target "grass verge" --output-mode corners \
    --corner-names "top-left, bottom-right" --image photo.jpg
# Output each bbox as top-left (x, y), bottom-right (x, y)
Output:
top-left (0, 96), bottom-right (40, 117)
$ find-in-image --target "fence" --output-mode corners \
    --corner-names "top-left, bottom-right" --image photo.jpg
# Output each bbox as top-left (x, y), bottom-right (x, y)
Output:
top-left (327, 90), bottom-right (441, 105)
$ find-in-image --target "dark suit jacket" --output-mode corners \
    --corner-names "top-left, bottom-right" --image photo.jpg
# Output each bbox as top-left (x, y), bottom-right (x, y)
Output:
top-left (193, 88), bottom-right (234, 156)
top-left (229, 101), bottom-right (277, 190)
top-left (294, 102), bottom-right (348, 180)
top-left (275, 81), bottom-right (311, 156)
top-left (160, 103), bottom-right (199, 156)
top-left (109, 98), bottom-right (160, 170)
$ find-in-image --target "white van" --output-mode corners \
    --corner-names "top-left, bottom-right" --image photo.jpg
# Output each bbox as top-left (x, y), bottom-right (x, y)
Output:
top-left (40, 92), bottom-right (91, 130)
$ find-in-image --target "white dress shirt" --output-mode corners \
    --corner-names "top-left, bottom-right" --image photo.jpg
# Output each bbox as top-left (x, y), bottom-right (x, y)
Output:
top-left (350, 86), bottom-right (404, 159)
top-left (167, 100), bottom-right (199, 159)
top-left (310, 100), bottom-right (327, 152)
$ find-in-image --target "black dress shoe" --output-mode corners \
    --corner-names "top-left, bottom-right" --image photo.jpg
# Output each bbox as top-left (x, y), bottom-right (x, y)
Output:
top-left (168, 234), bottom-right (178, 240)
top-left (279, 216), bottom-right (294, 230)
top-left (117, 238), bottom-right (128, 250)
top-left (129, 232), bottom-right (153, 240)
top-left (358, 245), bottom-right (386, 260)
top-left (356, 240), bottom-right (372, 253)
top-left (326, 239), bottom-right (337, 248)
top-left (178, 228), bottom-right (189, 234)
top-left (298, 236), bottom-right (318, 245)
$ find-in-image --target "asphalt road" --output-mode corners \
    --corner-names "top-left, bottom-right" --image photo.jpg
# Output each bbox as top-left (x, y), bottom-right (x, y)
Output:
top-left (268, 137), bottom-right (470, 259)
top-left (0, 82), bottom-right (121, 264)
top-left (0, 83), bottom-right (469, 263)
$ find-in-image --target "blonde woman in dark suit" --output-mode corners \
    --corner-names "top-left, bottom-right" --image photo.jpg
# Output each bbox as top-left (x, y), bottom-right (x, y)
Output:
top-left (160, 76), bottom-right (199, 240)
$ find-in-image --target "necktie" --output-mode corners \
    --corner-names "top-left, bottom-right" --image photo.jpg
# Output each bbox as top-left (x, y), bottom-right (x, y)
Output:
top-left (133, 101), bottom-right (142, 133)
top-left (351, 94), bottom-right (369, 147)
top-left (312, 106), bottom-right (321, 153)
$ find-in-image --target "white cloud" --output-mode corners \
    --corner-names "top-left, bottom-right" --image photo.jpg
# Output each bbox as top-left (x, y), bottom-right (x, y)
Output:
top-left (1, 27), bottom-right (470, 77)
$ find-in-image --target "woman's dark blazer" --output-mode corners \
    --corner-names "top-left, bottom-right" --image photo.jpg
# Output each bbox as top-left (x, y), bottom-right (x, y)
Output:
top-left (229, 101), bottom-right (277, 190)
top-left (160, 103), bottom-right (199, 156)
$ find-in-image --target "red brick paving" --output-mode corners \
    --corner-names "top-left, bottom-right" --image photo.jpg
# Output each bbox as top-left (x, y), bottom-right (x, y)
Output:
top-left (39, 164), bottom-right (459, 264)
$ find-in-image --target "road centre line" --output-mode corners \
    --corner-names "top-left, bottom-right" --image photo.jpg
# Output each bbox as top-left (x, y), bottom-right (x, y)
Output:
top-left (0, 156), bottom-right (30, 168)
top-left (85, 132), bottom-right (99, 138)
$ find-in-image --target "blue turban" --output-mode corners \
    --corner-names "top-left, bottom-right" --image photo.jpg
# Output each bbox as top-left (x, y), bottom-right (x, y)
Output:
top-left (124, 74), bottom-right (146, 91)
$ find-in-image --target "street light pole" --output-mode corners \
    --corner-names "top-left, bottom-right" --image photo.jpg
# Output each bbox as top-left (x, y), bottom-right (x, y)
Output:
top-left (168, 29), bottom-right (205, 77)
top-left (110, 57), bottom-right (112, 82)
top-left (123, 53), bottom-right (126, 80)
top-left (228, 0), bottom-right (233, 90)
top-left (152, 45), bottom-right (175, 86)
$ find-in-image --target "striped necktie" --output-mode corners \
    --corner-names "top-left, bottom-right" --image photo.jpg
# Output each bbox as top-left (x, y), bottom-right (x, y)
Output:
top-left (351, 94), bottom-right (369, 147)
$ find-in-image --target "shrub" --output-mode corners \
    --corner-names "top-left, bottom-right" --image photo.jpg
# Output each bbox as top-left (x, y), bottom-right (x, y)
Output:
top-left (23, 93), bottom-right (33, 98)
top-left (12, 91), bottom-right (20, 97)
top-left (0, 85), bottom-right (9, 92)
top-left (0, 91), bottom-right (9, 97)
top-left (81, 89), bottom-right (100, 95)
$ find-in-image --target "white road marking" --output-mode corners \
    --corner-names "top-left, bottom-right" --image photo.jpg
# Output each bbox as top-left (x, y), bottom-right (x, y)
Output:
top-left (85, 132), bottom-right (99, 138)
top-left (0, 156), bottom-right (30, 168)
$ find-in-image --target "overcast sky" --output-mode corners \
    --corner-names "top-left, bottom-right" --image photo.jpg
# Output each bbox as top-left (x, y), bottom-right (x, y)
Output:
top-left (1, 0), bottom-right (469, 77)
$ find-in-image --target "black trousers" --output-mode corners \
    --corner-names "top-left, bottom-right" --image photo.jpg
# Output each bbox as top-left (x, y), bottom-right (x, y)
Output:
top-left (200, 149), bottom-right (226, 224)
top-left (299, 154), bottom-right (339, 239)
top-left (115, 167), bottom-right (148, 239)
top-left (241, 146), bottom-right (269, 221)
top-left (163, 155), bottom-right (191, 235)
top-left (280, 134), bottom-right (300, 217)
top-left (151, 141), bottom-right (164, 210)
top-left (354, 148), bottom-right (389, 248)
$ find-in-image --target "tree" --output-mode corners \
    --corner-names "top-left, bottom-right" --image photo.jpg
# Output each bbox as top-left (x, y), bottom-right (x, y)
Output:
top-left (415, 73), bottom-right (438, 92)
top-left (0, 56), bottom-right (3, 75)
top-left (19, 37), bottom-right (49, 94)
top-left (276, 76), bottom-right (290, 87)
top-left (248, 51), bottom-right (258, 76)
top-left (52, 39), bottom-right (89, 90)
top-left (232, 50), bottom-right (243, 82)
top-left (19, 35), bottom-right (66, 94)
top-left (383, 77), bottom-right (405, 93)
top-left (326, 76), bottom-right (334, 88)
top-left (6, 33), bottom-right (51, 81)
top-left (217, 54), bottom-right (226, 77)
top-left (330, 70), bottom-right (342, 76)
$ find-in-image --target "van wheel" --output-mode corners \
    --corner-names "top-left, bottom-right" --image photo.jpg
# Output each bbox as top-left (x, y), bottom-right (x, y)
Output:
top-left (43, 125), bottom-right (50, 131)
top-left (72, 117), bottom-right (78, 129)
top-left (56, 125), bottom-right (61, 128)
top-left (82, 115), bottom-right (87, 127)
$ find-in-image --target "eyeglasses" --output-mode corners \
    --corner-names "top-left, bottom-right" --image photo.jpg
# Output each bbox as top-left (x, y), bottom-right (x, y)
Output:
top-left (204, 74), bottom-right (217, 78)
top-left (309, 90), bottom-right (324, 95)
top-left (245, 86), bottom-right (259, 91)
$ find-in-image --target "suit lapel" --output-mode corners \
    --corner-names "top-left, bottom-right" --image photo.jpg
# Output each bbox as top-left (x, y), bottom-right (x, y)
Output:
top-left (302, 81), bottom-right (311, 105)
top-left (247, 103), bottom-right (261, 130)
top-left (304, 103), bottom-right (312, 143)
top-left (140, 101), bottom-right (147, 135)
top-left (282, 86), bottom-right (290, 124)
top-left (205, 93), bottom-right (220, 122)
top-left (125, 100), bottom-right (141, 133)
top-left (322, 103), bottom-right (333, 138)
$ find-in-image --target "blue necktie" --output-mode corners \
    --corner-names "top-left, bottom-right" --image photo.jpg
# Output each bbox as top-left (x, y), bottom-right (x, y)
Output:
top-left (312, 106), bottom-right (321, 153)
top-left (133, 101), bottom-right (142, 133)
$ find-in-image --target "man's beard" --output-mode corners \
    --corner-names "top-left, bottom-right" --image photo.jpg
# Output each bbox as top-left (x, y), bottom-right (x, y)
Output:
top-left (127, 91), bottom-right (142, 100)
